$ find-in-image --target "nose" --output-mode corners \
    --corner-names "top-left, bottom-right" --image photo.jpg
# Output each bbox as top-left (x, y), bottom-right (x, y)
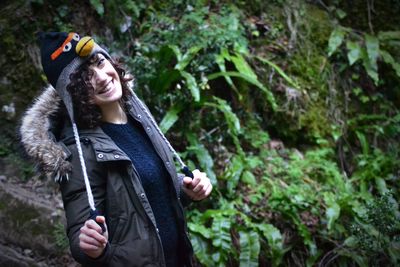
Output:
top-left (92, 68), bottom-right (108, 88)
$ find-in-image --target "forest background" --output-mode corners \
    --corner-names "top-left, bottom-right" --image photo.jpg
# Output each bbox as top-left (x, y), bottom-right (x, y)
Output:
top-left (0, 0), bottom-right (399, 266)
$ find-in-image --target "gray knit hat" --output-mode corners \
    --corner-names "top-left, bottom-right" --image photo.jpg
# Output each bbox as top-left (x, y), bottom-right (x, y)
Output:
top-left (38, 32), bottom-right (112, 215)
top-left (38, 31), bottom-right (111, 122)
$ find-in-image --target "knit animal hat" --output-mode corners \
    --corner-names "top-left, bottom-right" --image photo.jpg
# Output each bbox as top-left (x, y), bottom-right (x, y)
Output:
top-left (38, 32), bottom-right (111, 214)
top-left (38, 31), bottom-right (111, 122)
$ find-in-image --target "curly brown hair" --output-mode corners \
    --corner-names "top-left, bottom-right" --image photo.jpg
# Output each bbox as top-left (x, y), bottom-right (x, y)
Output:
top-left (66, 53), bottom-right (133, 129)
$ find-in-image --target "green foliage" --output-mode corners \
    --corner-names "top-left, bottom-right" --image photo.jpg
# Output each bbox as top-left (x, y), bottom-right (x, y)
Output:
top-left (239, 231), bottom-right (260, 267)
top-left (328, 27), bottom-right (347, 57)
top-left (188, 209), bottom-right (236, 266)
top-left (118, 1), bottom-right (400, 265)
top-left (186, 132), bottom-right (217, 185)
top-left (343, 192), bottom-right (400, 266)
top-left (89, 0), bottom-right (104, 17)
top-left (130, 2), bottom-right (249, 92)
top-left (53, 222), bottom-right (69, 250)
top-left (159, 103), bottom-right (183, 133)
top-left (328, 26), bottom-right (400, 85)
top-left (3, 0), bottom-right (400, 266)
top-left (256, 223), bottom-right (284, 266)
top-left (255, 55), bottom-right (300, 89)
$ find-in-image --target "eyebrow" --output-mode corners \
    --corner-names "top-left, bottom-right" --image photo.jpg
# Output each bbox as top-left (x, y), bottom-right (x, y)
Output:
top-left (51, 32), bottom-right (74, 60)
top-left (88, 53), bottom-right (102, 65)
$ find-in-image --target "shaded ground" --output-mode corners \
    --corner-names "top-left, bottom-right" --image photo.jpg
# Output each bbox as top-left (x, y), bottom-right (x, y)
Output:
top-left (0, 159), bottom-right (78, 267)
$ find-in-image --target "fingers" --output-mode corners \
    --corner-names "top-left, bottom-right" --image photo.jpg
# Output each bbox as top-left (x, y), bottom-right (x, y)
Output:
top-left (80, 234), bottom-right (105, 251)
top-left (182, 169), bottom-right (212, 201)
top-left (183, 176), bottom-right (193, 186)
top-left (204, 182), bottom-right (213, 197)
top-left (80, 218), bottom-right (107, 246)
top-left (192, 181), bottom-right (212, 200)
top-left (95, 215), bottom-right (106, 225)
top-left (90, 216), bottom-right (106, 235)
top-left (95, 215), bottom-right (108, 233)
top-left (191, 173), bottom-right (207, 193)
top-left (190, 169), bottom-right (202, 190)
top-left (183, 170), bottom-right (201, 188)
top-left (79, 217), bottom-right (108, 258)
top-left (80, 242), bottom-right (103, 252)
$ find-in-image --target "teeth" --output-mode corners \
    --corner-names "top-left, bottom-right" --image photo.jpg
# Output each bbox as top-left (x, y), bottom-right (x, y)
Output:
top-left (100, 88), bottom-right (110, 94)
top-left (98, 80), bottom-right (112, 94)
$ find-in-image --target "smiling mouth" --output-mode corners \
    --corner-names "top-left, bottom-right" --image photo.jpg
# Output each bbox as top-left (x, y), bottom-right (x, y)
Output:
top-left (97, 79), bottom-right (113, 94)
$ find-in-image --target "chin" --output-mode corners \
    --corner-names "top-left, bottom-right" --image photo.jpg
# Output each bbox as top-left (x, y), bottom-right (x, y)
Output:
top-left (95, 88), bottom-right (123, 104)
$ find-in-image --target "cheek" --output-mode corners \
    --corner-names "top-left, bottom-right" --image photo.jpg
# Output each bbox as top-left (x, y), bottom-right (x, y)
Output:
top-left (115, 86), bottom-right (123, 99)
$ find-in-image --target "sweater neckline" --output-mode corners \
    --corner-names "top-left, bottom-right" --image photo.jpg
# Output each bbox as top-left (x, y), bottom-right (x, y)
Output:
top-left (102, 121), bottom-right (129, 126)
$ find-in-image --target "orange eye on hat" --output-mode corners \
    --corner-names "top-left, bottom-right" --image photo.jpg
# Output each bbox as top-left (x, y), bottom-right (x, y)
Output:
top-left (38, 31), bottom-right (111, 120)
top-left (51, 33), bottom-right (80, 60)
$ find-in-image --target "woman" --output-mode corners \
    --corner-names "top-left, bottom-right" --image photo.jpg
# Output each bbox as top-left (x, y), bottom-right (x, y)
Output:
top-left (20, 32), bottom-right (212, 266)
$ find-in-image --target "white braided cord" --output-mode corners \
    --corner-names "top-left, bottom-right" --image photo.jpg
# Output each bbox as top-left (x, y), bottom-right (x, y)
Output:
top-left (72, 122), bottom-right (95, 211)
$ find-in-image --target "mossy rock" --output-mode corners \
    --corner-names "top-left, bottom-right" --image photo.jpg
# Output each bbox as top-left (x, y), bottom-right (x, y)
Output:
top-left (0, 179), bottom-right (66, 256)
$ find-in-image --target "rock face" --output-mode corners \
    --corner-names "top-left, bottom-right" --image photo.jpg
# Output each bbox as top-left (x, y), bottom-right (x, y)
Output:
top-left (0, 176), bottom-right (77, 267)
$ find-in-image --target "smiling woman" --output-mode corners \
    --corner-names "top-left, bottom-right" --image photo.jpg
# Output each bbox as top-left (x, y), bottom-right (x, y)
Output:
top-left (89, 54), bottom-right (123, 106)
top-left (20, 32), bottom-right (212, 267)
top-left (67, 53), bottom-right (131, 128)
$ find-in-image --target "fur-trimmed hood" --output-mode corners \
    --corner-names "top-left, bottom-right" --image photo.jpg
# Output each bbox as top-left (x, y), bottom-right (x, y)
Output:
top-left (20, 85), bottom-right (72, 181)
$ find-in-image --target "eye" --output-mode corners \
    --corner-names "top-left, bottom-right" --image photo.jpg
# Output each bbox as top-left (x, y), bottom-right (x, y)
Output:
top-left (72, 33), bottom-right (80, 41)
top-left (97, 58), bottom-right (105, 66)
top-left (63, 42), bottom-right (72, 52)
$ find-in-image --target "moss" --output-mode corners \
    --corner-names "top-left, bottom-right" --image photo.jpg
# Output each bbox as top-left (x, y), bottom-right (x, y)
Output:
top-left (0, 191), bottom-right (40, 224)
top-left (305, 5), bottom-right (333, 50)
top-left (0, 189), bottom-right (62, 254)
top-left (247, 3), bottom-right (337, 145)
top-left (289, 52), bottom-right (328, 93)
top-left (299, 102), bottom-right (332, 141)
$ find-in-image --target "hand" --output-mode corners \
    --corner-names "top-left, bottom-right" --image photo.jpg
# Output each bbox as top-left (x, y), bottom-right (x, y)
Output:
top-left (182, 169), bottom-right (212, 201)
top-left (79, 216), bottom-right (108, 259)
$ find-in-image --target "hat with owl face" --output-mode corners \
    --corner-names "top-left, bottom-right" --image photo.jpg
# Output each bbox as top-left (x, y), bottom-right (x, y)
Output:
top-left (38, 31), bottom-right (111, 121)
top-left (37, 32), bottom-right (113, 210)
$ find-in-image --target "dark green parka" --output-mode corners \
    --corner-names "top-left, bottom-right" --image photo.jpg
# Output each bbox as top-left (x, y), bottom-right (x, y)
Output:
top-left (20, 86), bottom-right (194, 267)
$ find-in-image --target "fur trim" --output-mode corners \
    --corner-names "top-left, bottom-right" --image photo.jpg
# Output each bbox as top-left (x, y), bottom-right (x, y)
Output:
top-left (20, 85), bottom-right (71, 181)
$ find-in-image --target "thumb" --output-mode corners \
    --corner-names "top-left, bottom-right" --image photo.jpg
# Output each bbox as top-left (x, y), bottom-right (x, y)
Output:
top-left (96, 215), bottom-right (106, 224)
top-left (95, 216), bottom-right (108, 237)
top-left (96, 216), bottom-right (107, 231)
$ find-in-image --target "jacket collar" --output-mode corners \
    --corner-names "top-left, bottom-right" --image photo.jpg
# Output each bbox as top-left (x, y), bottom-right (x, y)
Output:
top-left (61, 125), bottom-right (131, 163)
top-left (20, 85), bottom-right (132, 181)
top-left (20, 85), bottom-right (179, 193)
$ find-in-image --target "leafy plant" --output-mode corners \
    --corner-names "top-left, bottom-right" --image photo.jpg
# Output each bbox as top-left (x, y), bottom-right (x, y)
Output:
top-left (4, 0), bottom-right (400, 266)
top-left (343, 192), bottom-right (400, 266)
top-left (328, 27), bottom-right (400, 85)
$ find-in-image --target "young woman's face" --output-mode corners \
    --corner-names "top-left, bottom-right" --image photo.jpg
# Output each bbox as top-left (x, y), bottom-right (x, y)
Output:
top-left (89, 53), bottom-right (122, 107)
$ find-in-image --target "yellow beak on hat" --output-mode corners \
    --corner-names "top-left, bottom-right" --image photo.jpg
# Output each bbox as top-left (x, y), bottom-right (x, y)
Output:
top-left (76, 36), bottom-right (95, 57)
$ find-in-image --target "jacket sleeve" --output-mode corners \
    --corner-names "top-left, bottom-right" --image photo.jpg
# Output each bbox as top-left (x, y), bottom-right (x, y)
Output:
top-left (59, 141), bottom-right (111, 266)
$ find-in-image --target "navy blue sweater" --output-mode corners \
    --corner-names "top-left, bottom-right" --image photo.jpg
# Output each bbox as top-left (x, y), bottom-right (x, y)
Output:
top-left (102, 116), bottom-right (180, 267)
